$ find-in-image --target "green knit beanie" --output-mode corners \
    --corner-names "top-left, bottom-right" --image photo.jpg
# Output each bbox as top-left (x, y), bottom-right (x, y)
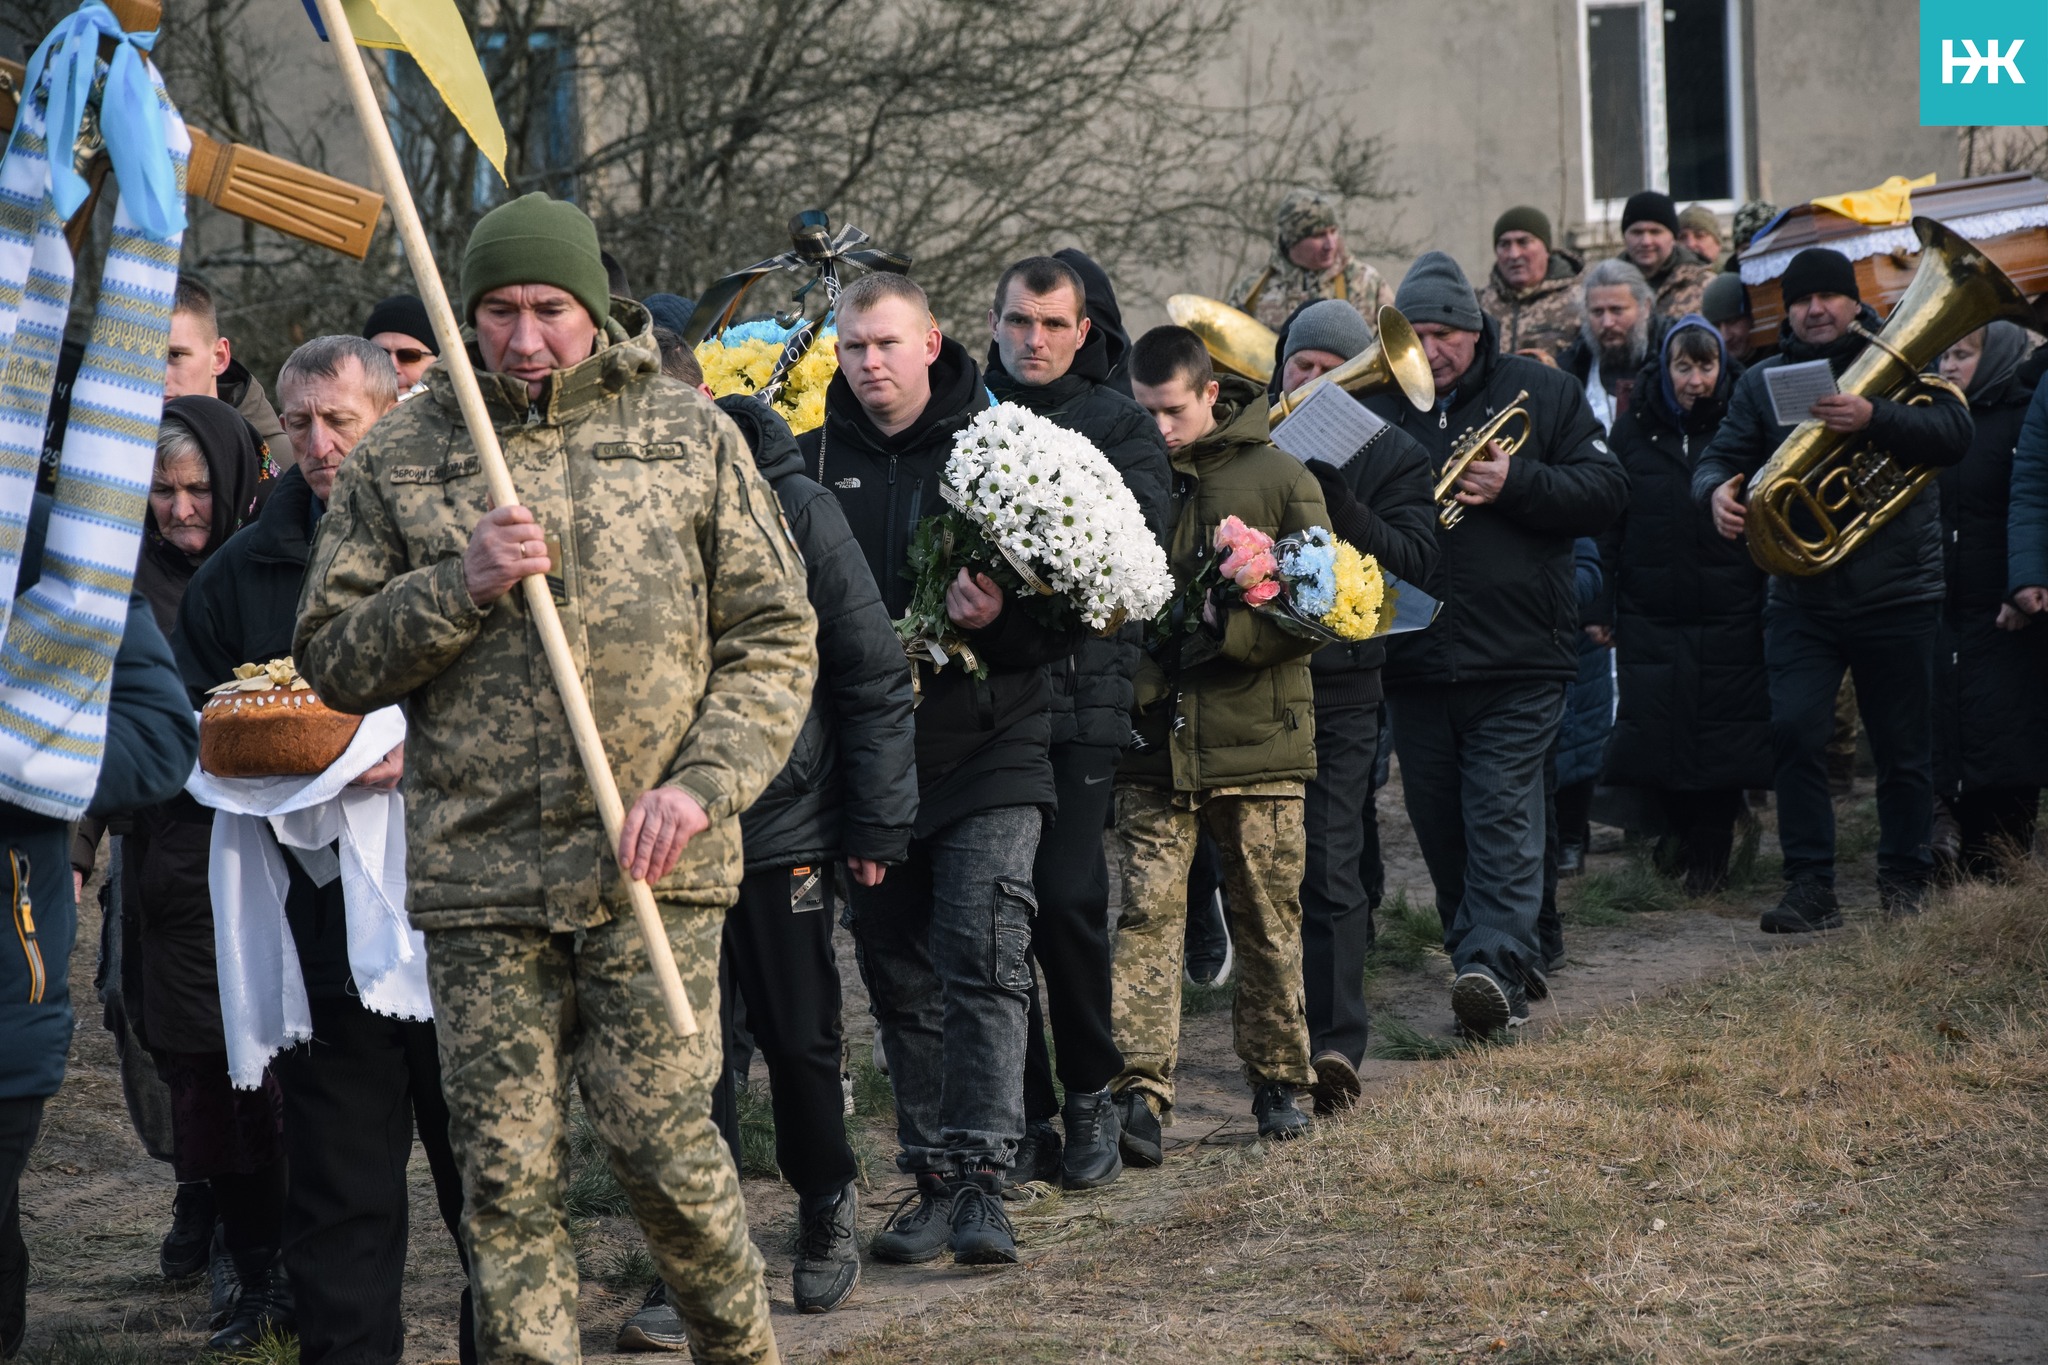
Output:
top-left (1491, 205), bottom-right (1552, 249)
top-left (461, 193), bottom-right (610, 328)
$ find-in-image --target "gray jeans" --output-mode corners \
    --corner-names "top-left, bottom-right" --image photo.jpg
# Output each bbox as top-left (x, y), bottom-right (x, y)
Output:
top-left (1388, 680), bottom-right (1566, 987)
top-left (846, 805), bottom-right (1040, 1175)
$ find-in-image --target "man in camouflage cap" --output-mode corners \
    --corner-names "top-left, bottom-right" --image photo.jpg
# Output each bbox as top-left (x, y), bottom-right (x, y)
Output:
top-left (1477, 205), bottom-right (1584, 365)
top-left (296, 192), bottom-right (817, 1365)
top-left (1226, 187), bottom-right (1394, 333)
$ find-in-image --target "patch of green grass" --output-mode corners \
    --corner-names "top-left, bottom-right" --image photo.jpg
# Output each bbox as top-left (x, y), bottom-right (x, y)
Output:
top-left (851, 1055), bottom-right (894, 1120)
top-left (19, 1332), bottom-right (175, 1365)
top-left (596, 1241), bottom-right (658, 1291)
top-left (1564, 855), bottom-right (1681, 926)
top-left (732, 1082), bottom-right (780, 1179)
top-left (198, 1329), bottom-right (298, 1365)
top-left (1837, 795), bottom-right (1881, 859)
top-left (1180, 979), bottom-right (1235, 1015)
top-left (1364, 888), bottom-right (1446, 976)
top-left (563, 1096), bottom-right (631, 1218)
top-left (1366, 1015), bottom-right (1470, 1061)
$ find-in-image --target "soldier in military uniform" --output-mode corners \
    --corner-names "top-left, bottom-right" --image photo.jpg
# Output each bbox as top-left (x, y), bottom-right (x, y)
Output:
top-left (1111, 325), bottom-right (1329, 1160)
top-left (296, 193), bottom-right (817, 1365)
top-left (1478, 206), bottom-right (1584, 366)
top-left (1227, 187), bottom-right (1393, 334)
top-left (1616, 190), bottom-right (1714, 324)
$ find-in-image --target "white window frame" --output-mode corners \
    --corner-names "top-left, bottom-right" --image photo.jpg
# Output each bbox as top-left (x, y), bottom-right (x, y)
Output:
top-left (1577, 0), bottom-right (1747, 226)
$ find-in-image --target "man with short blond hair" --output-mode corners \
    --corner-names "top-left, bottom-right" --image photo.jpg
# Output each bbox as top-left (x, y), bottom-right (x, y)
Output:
top-left (797, 269), bottom-right (1080, 1266)
top-left (297, 193), bottom-right (814, 1365)
top-left (166, 275), bottom-right (287, 467)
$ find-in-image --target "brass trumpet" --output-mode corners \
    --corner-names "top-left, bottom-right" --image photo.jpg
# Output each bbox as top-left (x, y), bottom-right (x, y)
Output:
top-left (1269, 306), bottom-right (1435, 424)
top-left (1434, 391), bottom-right (1532, 529)
top-left (1744, 216), bottom-right (2030, 577)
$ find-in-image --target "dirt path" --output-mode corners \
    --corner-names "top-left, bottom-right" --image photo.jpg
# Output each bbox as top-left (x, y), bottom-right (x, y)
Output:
top-left (11, 769), bottom-right (2034, 1363)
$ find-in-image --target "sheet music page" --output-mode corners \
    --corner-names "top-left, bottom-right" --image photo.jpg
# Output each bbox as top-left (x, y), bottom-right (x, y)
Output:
top-left (1764, 359), bottom-right (1839, 426)
top-left (1270, 381), bottom-right (1387, 469)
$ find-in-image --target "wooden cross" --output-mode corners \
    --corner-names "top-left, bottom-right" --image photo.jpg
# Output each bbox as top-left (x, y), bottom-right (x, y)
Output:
top-left (0, 0), bottom-right (384, 259)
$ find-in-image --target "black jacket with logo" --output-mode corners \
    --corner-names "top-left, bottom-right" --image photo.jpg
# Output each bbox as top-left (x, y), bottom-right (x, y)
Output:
top-left (1373, 313), bottom-right (1629, 688)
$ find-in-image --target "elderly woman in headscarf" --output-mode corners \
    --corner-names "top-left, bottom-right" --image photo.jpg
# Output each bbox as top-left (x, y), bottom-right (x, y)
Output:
top-left (92, 396), bottom-right (290, 1346)
top-left (1933, 322), bottom-right (2048, 877)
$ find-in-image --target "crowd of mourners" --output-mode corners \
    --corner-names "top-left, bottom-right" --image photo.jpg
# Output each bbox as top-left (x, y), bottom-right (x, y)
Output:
top-left (2, 178), bottom-right (2045, 1365)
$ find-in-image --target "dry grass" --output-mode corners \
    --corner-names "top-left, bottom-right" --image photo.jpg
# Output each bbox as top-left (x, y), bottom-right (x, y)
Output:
top-left (825, 869), bottom-right (2048, 1362)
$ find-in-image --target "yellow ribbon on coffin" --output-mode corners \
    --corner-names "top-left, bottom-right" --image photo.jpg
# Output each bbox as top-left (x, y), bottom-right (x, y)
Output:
top-left (1811, 174), bottom-right (1937, 227)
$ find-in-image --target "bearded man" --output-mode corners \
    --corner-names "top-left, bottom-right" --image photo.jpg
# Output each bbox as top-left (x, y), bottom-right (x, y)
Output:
top-left (1565, 259), bottom-right (1656, 431)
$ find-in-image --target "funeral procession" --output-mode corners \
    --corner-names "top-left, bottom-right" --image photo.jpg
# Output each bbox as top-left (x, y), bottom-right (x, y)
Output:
top-left (3, 1), bottom-right (2048, 1361)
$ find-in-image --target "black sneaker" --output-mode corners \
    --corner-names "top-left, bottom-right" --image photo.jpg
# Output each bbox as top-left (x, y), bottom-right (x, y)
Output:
top-left (205, 1258), bottom-right (294, 1353)
top-left (615, 1281), bottom-right (685, 1352)
top-left (1760, 881), bottom-right (1842, 934)
top-left (1059, 1087), bottom-right (1123, 1190)
top-left (1308, 1050), bottom-right (1361, 1117)
top-left (1183, 889), bottom-right (1234, 986)
top-left (1879, 875), bottom-right (1928, 920)
top-left (1113, 1089), bottom-right (1162, 1168)
top-left (206, 1224), bottom-right (239, 1330)
top-left (160, 1182), bottom-right (214, 1280)
top-left (792, 1183), bottom-right (859, 1314)
top-left (1011, 1120), bottom-right (1062, 1188)
top-left (947, 1176), bottom-right (1018, 1265)
top-left (869, 1174), bottom-right (954, 1265)
top-left (1252, 1082), bottom-right (1311, 1140)
top-left (1451, 968), bottom-right (1528, 1038)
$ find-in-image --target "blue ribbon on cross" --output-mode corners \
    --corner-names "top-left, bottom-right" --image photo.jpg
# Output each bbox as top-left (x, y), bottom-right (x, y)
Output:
top-left (22, 0), bottom-right (185, 241)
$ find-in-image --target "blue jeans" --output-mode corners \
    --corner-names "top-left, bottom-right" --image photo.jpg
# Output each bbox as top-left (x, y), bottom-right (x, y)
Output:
top-left (1764, 599), bottom-right (1937, 887)
top-left (1388, 680), bottom-right (1566, 986)
top-left (845, 805), bottom-right (1040, 1175)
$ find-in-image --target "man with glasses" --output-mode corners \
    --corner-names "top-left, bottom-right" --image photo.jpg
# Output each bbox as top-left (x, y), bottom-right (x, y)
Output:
top-left (361, 294), bottom-right (441, 393)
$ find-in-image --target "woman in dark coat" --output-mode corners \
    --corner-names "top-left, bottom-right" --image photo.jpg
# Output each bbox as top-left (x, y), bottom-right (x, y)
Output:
top-left (1600, 315), bottom-right (1772, 894)
top-left (1933, 322), bottom-right (2048, 875)
top-left (127, 398), bottom-right (290, 1343)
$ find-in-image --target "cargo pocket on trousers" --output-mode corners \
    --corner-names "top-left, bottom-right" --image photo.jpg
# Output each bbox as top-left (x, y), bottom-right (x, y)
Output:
top-left (991, 876), bottom-right (1036, 993)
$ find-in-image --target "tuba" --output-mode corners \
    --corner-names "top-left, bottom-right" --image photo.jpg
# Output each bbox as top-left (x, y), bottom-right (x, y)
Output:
top-left (1167, 294), bottom-right (1279, 383)
top-left (1269, 306), bottom-right (1436, 424)
top-left (1744, 216), bottom-right (2030, 577)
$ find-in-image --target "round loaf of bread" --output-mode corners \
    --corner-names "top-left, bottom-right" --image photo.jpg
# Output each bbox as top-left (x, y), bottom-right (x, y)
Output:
top-left (200, 685), bottom-right (363, 779)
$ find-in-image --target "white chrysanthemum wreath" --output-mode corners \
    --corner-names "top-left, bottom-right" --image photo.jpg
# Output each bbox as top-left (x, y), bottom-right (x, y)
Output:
top-left (896, 403), bottom-right (1172, 676)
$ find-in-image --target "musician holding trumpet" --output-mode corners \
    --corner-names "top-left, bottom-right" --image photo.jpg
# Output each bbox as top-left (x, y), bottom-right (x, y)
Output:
top-left (1371, 253), bottom-right (1627, 1037)
top-left (1694, 247), bottom-right (1973, 932)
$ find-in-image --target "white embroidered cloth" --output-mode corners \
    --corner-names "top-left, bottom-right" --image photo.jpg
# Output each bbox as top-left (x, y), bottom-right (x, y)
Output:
top-left (184, 707), bottom-right (427, 1088)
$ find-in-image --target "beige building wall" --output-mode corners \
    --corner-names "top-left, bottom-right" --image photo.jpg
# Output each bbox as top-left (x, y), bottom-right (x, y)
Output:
top-left (1128, 0), bottom-right (1956, 325)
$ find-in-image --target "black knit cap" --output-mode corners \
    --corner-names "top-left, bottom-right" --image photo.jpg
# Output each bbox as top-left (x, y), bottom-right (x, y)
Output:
top-left (1620, 190), bottom-right (1679, 234)
top-left (361, 294), bottom-right (438, 353)
top-left (1491, 205), bottom-right (1552, 249)
top-left (1779, 248), bottom-right (1860, 307)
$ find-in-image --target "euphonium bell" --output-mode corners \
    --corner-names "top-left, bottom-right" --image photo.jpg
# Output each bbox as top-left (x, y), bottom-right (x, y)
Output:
top-left (1166, 294), bottom-right (1279, 384)
top-left (1744, 216), bottom-right (2031, 577)
top-left (1269, 306), bottom-right (1435, 425)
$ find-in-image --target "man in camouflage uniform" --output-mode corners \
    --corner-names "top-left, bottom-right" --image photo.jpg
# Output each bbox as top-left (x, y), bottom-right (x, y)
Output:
top-left (1226, 187), bottom-right (1394, 334)
top-left (296, 193), bottom-right (816, 1365)
top-left (1477, 206), bottom-right (1584, 365)
top-left (1111, 325), bottom-right (1329, 1161)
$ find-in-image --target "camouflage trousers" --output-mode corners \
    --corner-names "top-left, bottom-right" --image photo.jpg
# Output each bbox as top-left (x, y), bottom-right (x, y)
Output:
top-left (425, 902), bottom-right (776, 1365)
top-left (1109, 785), bottom-right (1314, 1112)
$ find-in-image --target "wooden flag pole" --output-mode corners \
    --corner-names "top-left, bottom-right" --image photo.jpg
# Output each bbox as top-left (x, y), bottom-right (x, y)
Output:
top-left (311, 0), bottom-right (697, 1036)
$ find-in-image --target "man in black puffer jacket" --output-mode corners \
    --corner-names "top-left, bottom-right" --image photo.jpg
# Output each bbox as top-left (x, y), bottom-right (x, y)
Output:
top-left (1272, 300), bottom-right (1438, 1111)
top-left (1372, 254), bottom-right (1627, 1038)
top-left (984, 255), bottom-right (1169, 1190)
top-left (709, 391), bottom-right (916, 1313)
top-left (797, 273), bottom-right (1081, 1267)
top-left (1693, 248), bottom-right (1972, 929)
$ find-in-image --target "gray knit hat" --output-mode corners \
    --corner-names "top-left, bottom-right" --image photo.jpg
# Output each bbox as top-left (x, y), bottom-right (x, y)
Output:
top-left (1700, 272), bottom-right (1750, 324)
top-left (1283, 299), bottom-right (1375, 365)
top-left (1394, 252), bottom-right (1483, 332)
